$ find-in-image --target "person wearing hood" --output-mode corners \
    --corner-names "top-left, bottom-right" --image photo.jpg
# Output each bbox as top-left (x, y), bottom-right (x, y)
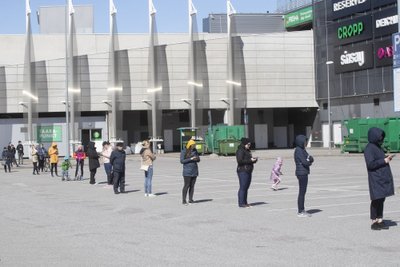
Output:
top-left (364, 127), bottom-right (395, 230)
top-left (180, 139), bottom-right (200, 205)
top-left (48, 142), bottom-right (59, 177)
top-left (86, 141), bottom-right (100, 185)
top-left (140, 140), bottom-right (157, 197)
top-left (294, 135), bottom-right (313, 217)
top-left (236, 137), bottom-right (258, 208)
top-left (110, 142), bottom-right (126, 194)
top-left (270, 157), bottom-right (283, 191)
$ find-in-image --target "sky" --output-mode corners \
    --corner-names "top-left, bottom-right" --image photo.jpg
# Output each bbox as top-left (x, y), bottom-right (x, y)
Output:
top-left (0, 0), bottom-right (277, 34)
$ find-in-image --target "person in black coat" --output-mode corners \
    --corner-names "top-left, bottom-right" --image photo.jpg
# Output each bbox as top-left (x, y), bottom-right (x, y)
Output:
top-left (236, 137), bottom-right (257, 208)
top-left (16, 141), bottom-right (24, 165)
top-left (294, 135), bottom-right (313, 217)
top-left (86, 141), bottom-right (100, 185)
top-left (2, 146), bottom-right (12, 172)
top-left (364, 127), bottom-right (394, 230)
top-left (110, 142), bottom-right (126, 194)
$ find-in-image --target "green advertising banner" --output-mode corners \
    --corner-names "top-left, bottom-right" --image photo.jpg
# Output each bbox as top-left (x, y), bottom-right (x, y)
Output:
top-left (285, 6), bottom-right (313, 28)
top-left (37, 125), bottom-right (62, 143)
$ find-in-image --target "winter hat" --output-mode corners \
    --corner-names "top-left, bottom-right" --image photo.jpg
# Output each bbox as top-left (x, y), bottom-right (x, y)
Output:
top-left (64, 156), bottom-right (69, 160)
top-left (186, 139), bottom-right (196, 149)
top-left (240, 137), bottom-right (251, 146)
top-left (116, 142), bottom-right (124, 147)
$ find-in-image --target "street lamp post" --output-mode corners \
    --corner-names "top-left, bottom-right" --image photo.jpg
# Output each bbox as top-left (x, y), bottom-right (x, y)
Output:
top-left (326, 61), bottom-right (334, 150)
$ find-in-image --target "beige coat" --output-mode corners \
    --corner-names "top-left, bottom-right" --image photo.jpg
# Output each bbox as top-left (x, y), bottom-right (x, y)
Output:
top-left (141, 148), bottom-right (156, 166)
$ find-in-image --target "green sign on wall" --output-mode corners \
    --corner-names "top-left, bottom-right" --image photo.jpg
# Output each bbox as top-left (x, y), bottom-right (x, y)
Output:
top-left (37, 125), bottom-right (62, 143)
top-left (285, 6), bottom-right (313, 28)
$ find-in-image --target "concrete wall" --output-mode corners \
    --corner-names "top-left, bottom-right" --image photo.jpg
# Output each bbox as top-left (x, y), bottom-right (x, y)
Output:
top-left (0, 31), bottom-right (316, 114)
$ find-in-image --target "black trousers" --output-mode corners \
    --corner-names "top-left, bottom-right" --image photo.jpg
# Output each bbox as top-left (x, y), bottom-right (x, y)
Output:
top-left (75, 160), bottom-right (84, 178)
top-left (4, 162), bottom-right (11, 172)
top-left (370, 198), bottom-right (386, 220)
top-left (297, 175), bottom-right (309, 213)
top-left (32, 162), bottom-right (39, 174)
top-left (182, 176), bottom-right (197, 203)
top-left (38, 159), bottom-right (45, 172)
top-left (50, 163), bottom-right (58, 176)
top-left (113, 171), bottom-right (125, 193)
top-left (89, 169), bottom-right (97, 184)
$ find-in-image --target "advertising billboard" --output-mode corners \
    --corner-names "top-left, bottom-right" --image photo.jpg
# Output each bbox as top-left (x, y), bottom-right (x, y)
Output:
top-left (331, 15), bottom-right (373, 46)
top-left (374, 38), bottom-right (393, 67)
top-left (373, 8), bottom-right (398, 38)
top-left (285, 6), bottom-right (313, 28)
top-left (334, 43), bottom-right (374, 73)
top-left (372, 0), bottom-right (396, 9)
top-left (330, 0), bottom-right (371, 20)
top-left (37, 125), bottom-right (63, 143)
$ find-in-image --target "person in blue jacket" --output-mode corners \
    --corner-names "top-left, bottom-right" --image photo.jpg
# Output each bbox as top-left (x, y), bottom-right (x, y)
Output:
top-left (294, 135), bottom-right (313, 217)
top-left (364, 127), bottom-right (394, 230)
top-left (180, 139), bottom-right (200, 205)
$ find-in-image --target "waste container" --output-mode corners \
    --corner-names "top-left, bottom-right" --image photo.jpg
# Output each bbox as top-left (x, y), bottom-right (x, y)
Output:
top-left (219, 140), bottom-right (240, 156)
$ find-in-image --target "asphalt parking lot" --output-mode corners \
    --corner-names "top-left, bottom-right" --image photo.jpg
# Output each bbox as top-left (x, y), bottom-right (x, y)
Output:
top-left (1, 148), bottom-right (399, 266)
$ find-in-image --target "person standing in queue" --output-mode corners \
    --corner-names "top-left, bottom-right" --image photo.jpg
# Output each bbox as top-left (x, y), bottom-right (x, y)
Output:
top-left (86, 141), bottom-right (100, 185)
top-left (140, 140), bottom-right (157, 197)
top-left (73, 145), bottom-right (86, 180)
top-left (294, 135), bottom-right (314, 217)
top-left (236, 138), bottom-right (258, 208)
top-left (180, 139), bottom-right (200, 205)
top-left (48, 142), bottom-right (59, 177)
top-left (37, 144), bottom-right (47, 173)
top-left (31, 145), bottom-right (39, 175)
top-left (2, 146), bottom-right (12, 173)
top-left (101, 141), bottom-right (113, 185)
top-left (110, 142), bottom-right (126, 194)
top-left (364, 127), bottom-right (395, 230)
top-left (16, 141), bottom-right (24, 165)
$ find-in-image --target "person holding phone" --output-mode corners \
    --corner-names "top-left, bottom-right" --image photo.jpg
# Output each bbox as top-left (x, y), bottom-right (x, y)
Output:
top-left (180, 139), bottom-right (200, 205)
top-left (236, 138), bottom-right (258, 208)
top-left (364, 127), bottom-right (395, 230)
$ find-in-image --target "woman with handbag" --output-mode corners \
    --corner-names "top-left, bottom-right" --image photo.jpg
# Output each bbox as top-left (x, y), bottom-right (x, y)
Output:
top-left (180, 139), bottom-right (200, 205)
top-left (140, 140), bottom-right (156, 197)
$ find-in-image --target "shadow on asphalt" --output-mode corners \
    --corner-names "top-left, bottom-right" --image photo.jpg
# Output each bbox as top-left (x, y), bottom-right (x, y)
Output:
top-left (307, 209), bottom-right (323, 214)
top-left (155, 192), bottom-right (168, 196)
top-left (383, 220), bottom-right (398, 228)
top-left (276, 187), bottom-right (288, 191)
top-left (250, 202), bottom-right (267, 206)
top-left (123, 190), bottom-right (141, 194)
top-left (193, 199), bottom-right (213, 203)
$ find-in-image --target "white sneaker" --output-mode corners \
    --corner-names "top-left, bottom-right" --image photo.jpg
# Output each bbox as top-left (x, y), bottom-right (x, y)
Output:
top-left (148, 193), bottom-right (156, 198)
top-left (297, 211), bottom-right (312, 217)
top-left (144, 193), bottom-right (148, 197)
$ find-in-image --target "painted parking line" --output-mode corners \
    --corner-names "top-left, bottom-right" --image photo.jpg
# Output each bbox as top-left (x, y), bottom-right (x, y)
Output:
top-left (329, 210), bottom-right (400, 219)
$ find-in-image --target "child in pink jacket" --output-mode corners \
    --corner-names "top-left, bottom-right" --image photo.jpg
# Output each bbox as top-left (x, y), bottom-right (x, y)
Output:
top-left (270, 157), bottom-right (283, 190)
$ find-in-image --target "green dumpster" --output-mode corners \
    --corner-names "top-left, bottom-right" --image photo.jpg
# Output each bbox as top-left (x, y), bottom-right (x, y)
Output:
top-left (342, 117), bottom-right (400, 153)
top-left (219, 140), bottom-right (240, 156)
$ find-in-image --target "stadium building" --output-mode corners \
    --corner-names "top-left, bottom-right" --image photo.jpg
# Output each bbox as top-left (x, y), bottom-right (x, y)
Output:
top-left (0, 1), bottom-right (316, 154)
